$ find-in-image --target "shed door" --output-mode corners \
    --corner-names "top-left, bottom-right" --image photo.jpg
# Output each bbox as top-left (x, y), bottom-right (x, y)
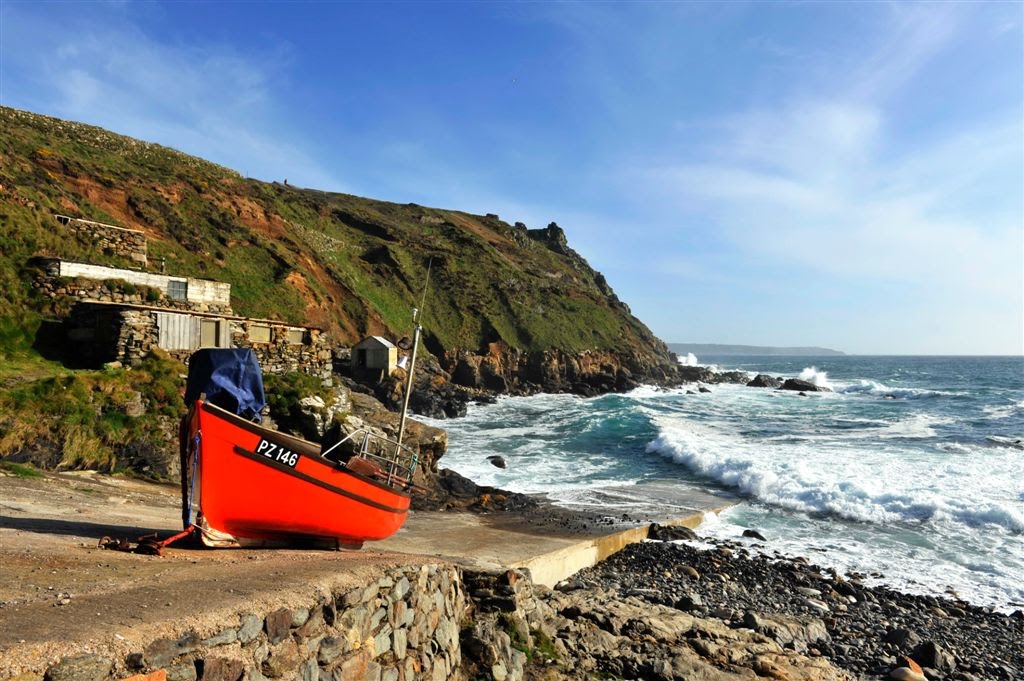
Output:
top-left (155, 312), bottom-right (192, 350)
top-left (200, 319), bottom-right (220, 348)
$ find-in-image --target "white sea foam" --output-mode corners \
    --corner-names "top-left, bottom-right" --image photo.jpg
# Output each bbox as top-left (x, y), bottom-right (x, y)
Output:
top-left (698, 505), bottom-right (1024, 611)
top-left (983, 400), bottom-right (1024, 420)
top-left (678, 352), bottom-right (699, 366)
top-left (834, 379), bottom-right (949, 399)
top-left (789, 414), bottom-right (954, 441)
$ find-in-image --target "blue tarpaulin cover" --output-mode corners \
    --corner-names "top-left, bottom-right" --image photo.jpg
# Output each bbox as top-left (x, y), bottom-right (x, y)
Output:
top-left (184, 348), bottom-right (267, 421)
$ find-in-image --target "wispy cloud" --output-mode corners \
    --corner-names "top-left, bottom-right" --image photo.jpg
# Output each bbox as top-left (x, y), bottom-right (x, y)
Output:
top-left (845, 2), bottom-right (963, 102)
top-left (642, 104), bottom-right (1021, 296)
top-left (1, 3), bottom-right (347, 191)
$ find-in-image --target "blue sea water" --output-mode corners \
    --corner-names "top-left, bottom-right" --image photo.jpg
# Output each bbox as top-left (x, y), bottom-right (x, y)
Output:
top-left (422, 355), bottom-right (1024, 610)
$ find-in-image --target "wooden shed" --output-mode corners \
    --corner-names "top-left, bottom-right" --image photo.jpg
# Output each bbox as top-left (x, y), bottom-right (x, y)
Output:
top-left (353, 336), bottom-right (397, 374)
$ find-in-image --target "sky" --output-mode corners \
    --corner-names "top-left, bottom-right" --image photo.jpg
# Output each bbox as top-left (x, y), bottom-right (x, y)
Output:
top-left (1, 1), bottom-right (1021, 355)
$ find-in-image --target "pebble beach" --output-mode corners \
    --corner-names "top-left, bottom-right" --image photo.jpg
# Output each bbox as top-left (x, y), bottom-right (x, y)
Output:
top-left (567, 533), bottom-right (1024, 680)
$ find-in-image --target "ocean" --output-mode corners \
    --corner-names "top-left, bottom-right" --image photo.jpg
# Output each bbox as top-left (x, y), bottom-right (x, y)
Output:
top-left (422, 355), bottom-right (1024, 611)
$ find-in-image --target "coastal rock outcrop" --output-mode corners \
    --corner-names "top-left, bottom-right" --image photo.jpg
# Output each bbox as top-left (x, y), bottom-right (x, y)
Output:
top-left (748, 374), bottom-right (783, 388)
top-left (781, 378), bottom-right (832, 392)
top-left (676, 365), bottom-right (751, 386)
top-left (444, 342), bottom-right (676, 398)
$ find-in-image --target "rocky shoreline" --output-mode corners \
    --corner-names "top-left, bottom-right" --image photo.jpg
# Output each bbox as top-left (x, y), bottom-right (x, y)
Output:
top-left (550, 533), bottom-right (1023, 681)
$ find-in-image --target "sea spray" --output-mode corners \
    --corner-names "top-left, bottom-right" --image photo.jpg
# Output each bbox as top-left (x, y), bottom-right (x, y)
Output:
top-left (798, 365), bottom-right (832, 388)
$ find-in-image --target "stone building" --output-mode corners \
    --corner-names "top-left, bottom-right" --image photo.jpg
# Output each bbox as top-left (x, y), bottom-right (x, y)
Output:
top-left (34, 214), bottom-right (336, 378)
top-left (67, 302), bottom-right (332, 378)
top-left (34, 257), bottom-right (232, 314)
top-left (353, 336), bottom-right (398, 375)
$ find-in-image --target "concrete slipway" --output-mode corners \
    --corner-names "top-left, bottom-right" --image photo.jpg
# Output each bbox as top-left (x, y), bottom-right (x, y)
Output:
top-left (0, 470), bottom-right (729, 676)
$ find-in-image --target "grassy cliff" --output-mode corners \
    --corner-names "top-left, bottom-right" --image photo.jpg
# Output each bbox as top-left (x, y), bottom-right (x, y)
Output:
top-left (0, 106), bottom-right (669, 365)
top-left (0, 106), bottom-right (674, 474)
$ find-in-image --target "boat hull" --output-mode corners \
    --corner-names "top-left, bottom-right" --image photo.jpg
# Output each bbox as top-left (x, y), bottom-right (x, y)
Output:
top-left (183, 400), bottom-right (410, 547)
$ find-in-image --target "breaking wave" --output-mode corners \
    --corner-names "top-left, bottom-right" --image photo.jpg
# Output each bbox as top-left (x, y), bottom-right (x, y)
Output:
top-left (645, 416), bottom-right (1024, 533)
top-left (834, 379), bottom-right (949, 399)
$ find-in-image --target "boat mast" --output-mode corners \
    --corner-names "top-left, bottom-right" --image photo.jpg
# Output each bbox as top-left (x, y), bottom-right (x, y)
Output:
top-left (394, 307), bottom-right (420, 457)
top-left (395, 260), bottom-right (430, 459)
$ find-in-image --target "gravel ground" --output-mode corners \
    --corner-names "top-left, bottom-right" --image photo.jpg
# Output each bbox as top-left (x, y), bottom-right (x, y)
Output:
top-left (573, 537), bottom-right (1023, 681)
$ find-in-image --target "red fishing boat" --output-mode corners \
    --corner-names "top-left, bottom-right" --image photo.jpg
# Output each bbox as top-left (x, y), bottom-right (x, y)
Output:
top-left (180, 311), bottom-right (427, 549)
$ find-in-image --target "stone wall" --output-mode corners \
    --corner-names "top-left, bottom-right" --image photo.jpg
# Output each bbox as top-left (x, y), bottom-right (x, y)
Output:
top-left (56, 215), bottom-right (148, 266)
top-left (67, 306), bottom-right (157, 366)
top-left (230, 321), bottom-right (333, 379)
top-left (30, 564), bottom-right (467, 681)
top-left (0, 558), bottom-right (867, 681)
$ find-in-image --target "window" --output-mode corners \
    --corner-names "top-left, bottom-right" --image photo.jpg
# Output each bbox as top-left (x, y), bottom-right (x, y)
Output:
top-left (200, 319), bottom-right (221, 348)
top-left (287, 328), bottom-right (305, 345)
top-left (249, 324), bottom-right (272, 344)
top-left (167, 280), bottom-right (188, 301)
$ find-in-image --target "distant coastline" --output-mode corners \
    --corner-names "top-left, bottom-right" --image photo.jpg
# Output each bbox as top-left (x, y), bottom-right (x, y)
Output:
top-left (668, 342), bottom-right (845, 356)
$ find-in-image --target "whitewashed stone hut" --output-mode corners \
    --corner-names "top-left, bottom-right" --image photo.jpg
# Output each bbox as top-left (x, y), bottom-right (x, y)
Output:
top-left (353, 336), bottom-right (397, 375)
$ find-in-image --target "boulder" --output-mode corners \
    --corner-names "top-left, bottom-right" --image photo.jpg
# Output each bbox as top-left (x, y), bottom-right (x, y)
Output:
top-left (648, 523), bottom-right (698, 541)
top-left (884, 628), bottom-right (922, 651)
top-left (912, 641), bottom-right (956, 671)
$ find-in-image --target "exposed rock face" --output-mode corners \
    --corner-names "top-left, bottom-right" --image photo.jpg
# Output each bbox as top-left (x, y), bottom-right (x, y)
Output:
top-left (575, 538), bottom-right (1024, 681)
top-left (445, 342), bottom-right (678, 398)
top-left (461, 568), bottom-right (852, 681)
top-left (648, 523), bottom-right (699, 541)
top-left (781, 378), bottom-right (832, 392)
top-left (412, 468), bottom-right (540, 513)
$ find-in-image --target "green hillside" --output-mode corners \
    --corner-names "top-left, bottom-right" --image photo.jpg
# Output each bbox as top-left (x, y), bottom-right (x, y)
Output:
top-left (0, 106), bottom-right (669, 367)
